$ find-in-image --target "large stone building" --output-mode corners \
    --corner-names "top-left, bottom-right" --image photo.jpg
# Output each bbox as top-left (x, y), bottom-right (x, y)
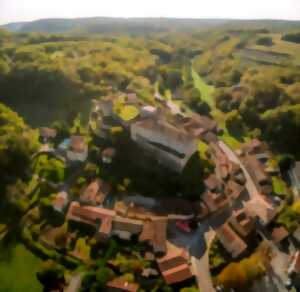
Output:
top-left (130, 119), bottom-right (197, 172)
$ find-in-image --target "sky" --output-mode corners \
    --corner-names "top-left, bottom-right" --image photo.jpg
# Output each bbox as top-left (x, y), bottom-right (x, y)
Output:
top-left (1, 0), bottom-right (300, 25)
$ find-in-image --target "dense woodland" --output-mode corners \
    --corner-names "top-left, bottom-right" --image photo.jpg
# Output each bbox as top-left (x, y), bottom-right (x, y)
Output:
top-left (1, 19), bottom-right (300, 156)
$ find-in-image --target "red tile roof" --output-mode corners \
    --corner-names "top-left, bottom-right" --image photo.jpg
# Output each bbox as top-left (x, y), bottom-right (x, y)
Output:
top-left (271, 226), bottom-right (289, 243)
top-left (162, 263), bottom-right (193, 285)
top-left (157, 249), bottom-right (189, 272)
top-left (81, 179), bottom-right (110, 205)
top-left (216, 222), bottom-right (247, 258)
top-left (39, 127), bottom-right (57, 139)
top-left (229, 209), bottom-right (254, 237)
top-left (139, 219), bottom-right (167, 255)
top-left (106, 278), bottom-right (139, 292)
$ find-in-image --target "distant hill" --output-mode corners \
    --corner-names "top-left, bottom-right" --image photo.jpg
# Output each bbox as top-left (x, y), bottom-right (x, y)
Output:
top-left (1, 17), bottom-right (300, 34)
top-left (1, 21), bottom-right (28, 32)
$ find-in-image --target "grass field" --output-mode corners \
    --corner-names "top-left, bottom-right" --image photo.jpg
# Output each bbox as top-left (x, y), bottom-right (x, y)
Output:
top-left (191, 68), bottom-right (243, 149)
top-left (0, 244), bottom-right (42, 292)
top-left (250, 33), bottom-right (300, 65)
top-left (191, 68), bottom-right (216, 109)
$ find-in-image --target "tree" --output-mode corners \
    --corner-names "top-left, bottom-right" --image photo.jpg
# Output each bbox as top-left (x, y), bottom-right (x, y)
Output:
top-left (282, 32), bottom-right (300, 44)
top-left (261, 104), bottom-right (300, 155)
top-left (226, 110), bottom-right (244, 137)
top-left (256, 37), bottom-right (273, 46)
top-left (0, 103), bottom-right (39, 194)
top-left (215, 89), bottom-right (233, 113)
top-left (184, 86), bottom-right (211, 115)
top-left (37, 260), bottom-right (65, 290)
top-left (277, 154), bottom-right (295, 173)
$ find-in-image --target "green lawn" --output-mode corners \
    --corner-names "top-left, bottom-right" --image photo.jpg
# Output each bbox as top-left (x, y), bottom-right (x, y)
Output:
top-left (191, 68), bottom-right (243, 149)
top-left (272, 176), bottom-right (288, 195)
top-left (0, 244), bottom-right (42, 292)
top-left (118, 105), bottom-right (140, 121)
top-left (191, 68), bottom-right (216, 109)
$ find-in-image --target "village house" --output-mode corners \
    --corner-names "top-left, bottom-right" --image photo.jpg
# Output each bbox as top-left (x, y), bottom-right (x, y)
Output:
top-left (180, 113), bottom-right (219, 139)
top-left (243, 195), bottom-right (277, 226)
top-left (271, 226), bottom-right (289, 245)
top-left (66, 136), bottom-right (88, 162)
top-left (217, 153), bottom-right (231, 180)
top-left (255, 153), bottom-right (270, 164)
top-left (101, 147), bottom-right (116, 164)
top-left (243, 155), bottom-right (273, 195)
top-left (39, 127), bottom-right (57, 143)
top-left (201, 191), bottom-right (229, 213)
top-left (204, 174), bottom-right (223, 193)
top-left (140, 105), bottom-right (158, 118)
top-left (66, 202), bottom-right (116, 239)
top-left (187, 113), bottom-right (218, 134)
top-left (130, 119), bottom-right (197, 173)
top-left (112, 216), bottom-right (143, 240)
top-left (216, 222), bottom-right (247, 258)
top-left (106, 277), bottom-right (139, 292)
top-left (96, 216), bottom-right (113, 241)
top-left (39, 225), bottom-right (59, 250)
top-left (156, 249), bottom-right (193, 285)
top-left (52, 191), bottom-right (69, 213)
top-left (241, 139), bottom-right (268, 155)
top-left (230, 163), bottom-right (246, 185)
top-left (80, 179), bottom-right (111, 206)
top-left (225, 180), bottom-right (248, 201)
top-left (229, 209), bottom-right (254, 237)
top-left (139, 218), bottom-right (167, 256)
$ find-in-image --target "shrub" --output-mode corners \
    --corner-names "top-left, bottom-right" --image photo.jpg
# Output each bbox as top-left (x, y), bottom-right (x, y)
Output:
top-left (256, 37), bottom-right (273, 46)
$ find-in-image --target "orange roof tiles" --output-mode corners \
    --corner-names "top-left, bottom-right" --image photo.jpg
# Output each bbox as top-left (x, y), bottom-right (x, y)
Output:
top-left (106, 278), bottom-right (139, 292)
top-left (271, 226), bottom-right (289, 243)
top-left (216, 222), bottom-right (247, 258)
top-left (162, 263), bottom-right (193, 285)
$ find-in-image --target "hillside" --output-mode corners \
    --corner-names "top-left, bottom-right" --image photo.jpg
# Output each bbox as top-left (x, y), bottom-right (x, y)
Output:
top-left (0, 19), bottom-right (299, 157)
top-left (1, 17), bottom-right (300, 34)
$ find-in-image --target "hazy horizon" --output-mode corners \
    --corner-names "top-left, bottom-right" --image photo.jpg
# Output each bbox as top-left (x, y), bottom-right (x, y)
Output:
top-left (1, 0), bottom-right (300, 25)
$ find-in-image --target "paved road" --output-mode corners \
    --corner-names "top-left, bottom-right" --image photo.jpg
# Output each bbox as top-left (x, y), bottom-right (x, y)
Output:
top-left (191, 229), bottom-right (216, 292)
top-left (218, 141), bottom-right (259, 199)
top-left (168, 209), bottom-right (229, 292)
top-left (168, 209), bottom-right (229, 258)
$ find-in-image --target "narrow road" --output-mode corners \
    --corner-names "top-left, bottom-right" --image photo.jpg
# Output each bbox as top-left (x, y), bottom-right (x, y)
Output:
top-left (218, 141), bottom-right (260, 199)
top-left (191, 229), bottom-right (216, 292)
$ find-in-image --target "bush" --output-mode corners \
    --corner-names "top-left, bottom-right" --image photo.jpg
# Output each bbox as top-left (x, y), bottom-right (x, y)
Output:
top-left (216, 253), bottom-right (266, 289)
top-left (256, 37), bottom-right (273, 46)
top-left (282, 32), bottom-right (300, 44)
top-left (37, 260), bottom-right (65, 289)
top-left (226, 110), bottom-right (244, 137)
